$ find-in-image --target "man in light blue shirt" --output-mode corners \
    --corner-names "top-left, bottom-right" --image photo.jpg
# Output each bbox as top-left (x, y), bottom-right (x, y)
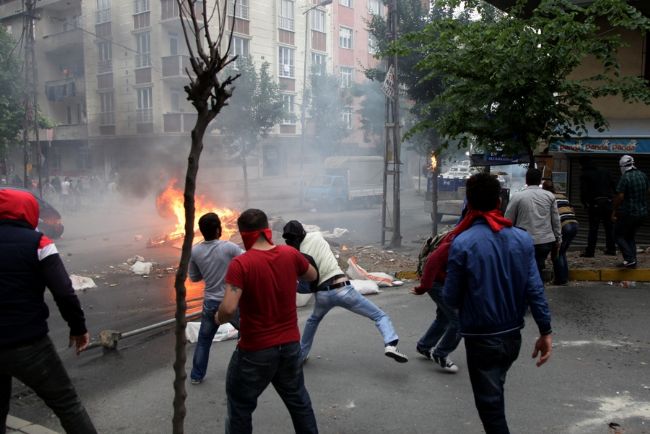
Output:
top-left (189, 212), bottom-right (243, 385)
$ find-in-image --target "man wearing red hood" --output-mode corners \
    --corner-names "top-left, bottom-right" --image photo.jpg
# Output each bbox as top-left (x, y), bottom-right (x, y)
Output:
top-left (0, 189), bottom-right (96, 434)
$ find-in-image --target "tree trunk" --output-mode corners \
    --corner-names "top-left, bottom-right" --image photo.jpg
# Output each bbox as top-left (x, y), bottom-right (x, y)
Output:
top-left (242, 154), bottom-right (249, 208)
top-left (172, 112), bottom-right (210, 434)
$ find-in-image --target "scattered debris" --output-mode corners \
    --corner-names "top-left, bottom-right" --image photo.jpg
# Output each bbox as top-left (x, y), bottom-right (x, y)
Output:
top-left (69, 275), bottom-right (97, 291)
top-left (130, 261), bottom-right (153, 275)
top-left (126, 255), bottom-right (145, 265)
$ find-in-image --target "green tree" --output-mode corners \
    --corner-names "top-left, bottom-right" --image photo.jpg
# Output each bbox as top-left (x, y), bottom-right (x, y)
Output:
top-left (218, 58), bottom-right (284, 207)
top-left (400, 0), bottom-right (650, 166)
top-left (0, 27), bottom-right (24, 175)
top-left (308, 72), bottom-right (352, 156)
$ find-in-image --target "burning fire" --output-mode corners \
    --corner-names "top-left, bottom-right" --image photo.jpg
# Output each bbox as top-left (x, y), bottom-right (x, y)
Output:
top-left (430, 153), bottom-right (437, 171)
top-left (154, 179), bottom-right (239, 244)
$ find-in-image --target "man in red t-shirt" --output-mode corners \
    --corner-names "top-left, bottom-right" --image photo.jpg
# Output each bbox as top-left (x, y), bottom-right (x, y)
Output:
top-left (217, 209), bottom-right (318, 434)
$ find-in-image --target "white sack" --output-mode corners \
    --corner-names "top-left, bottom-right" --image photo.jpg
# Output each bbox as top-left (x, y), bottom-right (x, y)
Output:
top-left (186, 322), bottom-right (239, 344)
top-left (131, 261), bottom-right (153, 275)
top-left (296, 293), bottom-right (313, 307)
top-left (70, 274), bottom-right (97, 291)
top-left (350, 279), bottom-right (380, 295)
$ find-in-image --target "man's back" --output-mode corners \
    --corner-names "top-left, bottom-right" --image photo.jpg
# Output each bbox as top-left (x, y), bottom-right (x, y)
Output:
top-left (505, 186), bottom-right (559, 245)
top-left (299, 232), bottom-right (343, 286)
top-left (580, 166), bottom-right (613, 204)
top-left (618, 169), bottom-right (650, 217)
top-left (226, 245), bottom-right (308, 351)
top-left (189, 239), bottom-right (241, 301)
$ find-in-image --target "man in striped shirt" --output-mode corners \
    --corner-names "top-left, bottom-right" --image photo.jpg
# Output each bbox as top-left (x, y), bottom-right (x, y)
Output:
top-left (542, 180), bottom-right (579, 285)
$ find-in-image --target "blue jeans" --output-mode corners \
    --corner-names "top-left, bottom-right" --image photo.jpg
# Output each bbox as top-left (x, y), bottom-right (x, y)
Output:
top-left (552, 222), bottom-right (578, 285)
top-left (615, 214), bottom-right (645, 263)
top-left (191, 299), bottom-right (240, 382)
top-left (465, 333), bottom-right (522, 434)
top-left (300, 284), bottom-right (398, 360)
top-left (0, 336), bottom-right (97, 434)
top-left (225, 342), bottom-right (318, 434)
top-left (417, 283), bottom-right (461, 359)
top-left (534, 242), bottom-right (554, 278)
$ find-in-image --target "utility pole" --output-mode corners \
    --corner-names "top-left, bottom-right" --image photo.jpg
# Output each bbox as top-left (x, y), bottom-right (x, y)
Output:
top-left (381, 0), bottom-right (401, 247)
top-left (22, 0), bottom-right (41, 197)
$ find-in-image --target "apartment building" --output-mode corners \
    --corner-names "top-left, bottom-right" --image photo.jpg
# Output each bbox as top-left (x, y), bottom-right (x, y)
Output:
top-left (0, 0), bottom-right (333, 180)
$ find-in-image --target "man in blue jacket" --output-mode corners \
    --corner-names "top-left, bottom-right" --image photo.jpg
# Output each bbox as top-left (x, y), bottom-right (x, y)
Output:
top-left (443, 173), bottom-right (552, 434)
top-left (0, 188), bottom-right (96, 434)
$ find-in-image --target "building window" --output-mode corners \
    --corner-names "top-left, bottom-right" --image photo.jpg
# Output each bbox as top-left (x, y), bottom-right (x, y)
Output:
top-left (341, 107), bottom-right (352, 129)
top-left (339, 27), bottom-right (352, 49)
top-left (136, 87), bottom-right (153, 123)
top-left (311, 9), bottom-right (325, 33)
top-left (311, 52), bottom-right (326, 76)
top-left (279, 0), bottom-right (294, 31)
top-left (161, 0), bottom-right (179, 20)
top-left (135, 31), bottom-right (151, 67)
top-left (232, 36), bottom-right (250, 68)
top-left (99, 92), bottom-right (114, 125)
top-left (281, 94), bottom-right (295, 124)
top-left (340, 0), bottom-right (352, 7)
top-left (279, 46), bottom-right (295, 78)
top-left (340, 66), bottom-right (353, 88)
top-left (62, 15), bottom-right (81, 32)
top-left (368, 34), bottom-right (378, 55)
top-left (134, 0), bottom-right (149, 14)
top-left (96, 0), bottom-right (111, 23)
top-left (97, 40), bottom-right (112, 62)
top-left (368, 0), bottom-right (382, 16)
top-left (228, 0), bottom-right (249, 20)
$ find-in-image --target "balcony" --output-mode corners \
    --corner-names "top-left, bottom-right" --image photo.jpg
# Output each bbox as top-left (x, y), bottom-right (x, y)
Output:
top-left (278, 16), bottom-right (294, 31)
top-left (98, 112), bottom-right (115, 126)
top-left (136, 108), bottom-right (153, 124)
top-left (41, 28), bottom-right (83, 55)
top-left (163, 112), bottom-right (197, 133)
top-left (44, 77), bottom-right (85, 101)
top-left (162, 55), bottom-right (191, 80)
top-left (53, 124), bottom-right (88, 141)
top-left (160, 0), bottom-right (203, 24)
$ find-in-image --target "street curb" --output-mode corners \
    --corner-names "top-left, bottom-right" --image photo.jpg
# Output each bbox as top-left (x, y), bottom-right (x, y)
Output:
top-left (396, 269), bottom-right (650, 282)
top-left (6, 415), bottom-right (59, 434)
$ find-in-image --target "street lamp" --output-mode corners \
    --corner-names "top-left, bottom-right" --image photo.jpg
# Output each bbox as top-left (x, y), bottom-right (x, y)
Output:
top-left (299, 0), bottom-right (332, 207)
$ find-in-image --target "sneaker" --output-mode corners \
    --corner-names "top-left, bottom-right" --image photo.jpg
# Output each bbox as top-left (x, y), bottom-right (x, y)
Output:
top-left (416, 345), bottom-right (432, 360)
top-left (385, 345), bottom-right (409, 363)
top-left (622, 260), bottom-right (637, 268)
top-left (432, 355), bottom-right (459, 373)
top-left (190, 378), bottom-right (202, 385)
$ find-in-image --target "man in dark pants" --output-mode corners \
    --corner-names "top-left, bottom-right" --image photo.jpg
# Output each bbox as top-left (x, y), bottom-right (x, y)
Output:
top-left (579, 156), bottom-right (616, 257)
top-left (612, 155), bottom-right (649, 268)
top-left (443, 173), bottom-right (553, 434)
top-left (0, 188), bottom-right (96, 434)
top-left (217, 209), bottom-right (318, 434)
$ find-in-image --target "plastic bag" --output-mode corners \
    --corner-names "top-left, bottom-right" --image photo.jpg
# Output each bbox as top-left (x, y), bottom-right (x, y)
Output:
top-left (185, 322), bottom-right (239, 344)
top-left (70, 274), bottom-right (97, 291)
top-left (350, 279), bottom-right (380, 295)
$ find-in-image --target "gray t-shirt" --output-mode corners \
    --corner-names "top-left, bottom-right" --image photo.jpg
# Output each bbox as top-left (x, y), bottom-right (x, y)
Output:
top-left (189, 240), bottom-right (243, 301)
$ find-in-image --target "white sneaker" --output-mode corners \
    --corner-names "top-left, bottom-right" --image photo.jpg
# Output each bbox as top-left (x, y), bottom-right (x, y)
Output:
top-left (384, 345), bottom-right (409, 363)
top-left (433, 355), bottom-right (459, 373)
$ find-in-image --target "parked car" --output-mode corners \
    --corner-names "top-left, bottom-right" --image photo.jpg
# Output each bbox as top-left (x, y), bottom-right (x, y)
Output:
top-left (0, 186), bottom-right (64, 239)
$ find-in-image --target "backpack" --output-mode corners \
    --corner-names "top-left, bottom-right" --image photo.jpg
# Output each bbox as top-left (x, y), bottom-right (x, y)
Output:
top-left (416, 229), bottom-right (452, 277)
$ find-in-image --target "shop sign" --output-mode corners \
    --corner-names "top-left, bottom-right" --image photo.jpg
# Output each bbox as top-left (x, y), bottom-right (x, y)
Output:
top-left (550, 138), bottom-right (650, 153)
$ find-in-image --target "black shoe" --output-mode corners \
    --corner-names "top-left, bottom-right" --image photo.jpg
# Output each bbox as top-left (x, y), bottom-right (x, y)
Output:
top-left (579, 252), bottom-right (595, 258)
top-left (416, 345), bottom-right (432, 360)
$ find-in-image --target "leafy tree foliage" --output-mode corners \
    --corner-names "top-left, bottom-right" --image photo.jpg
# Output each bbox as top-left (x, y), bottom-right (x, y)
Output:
top-left (218, 58), bottom-right (284, 206)
top-left (400, 0), bottom-right (650, 164)
top-left (0, 27), bottom-right (24, 167)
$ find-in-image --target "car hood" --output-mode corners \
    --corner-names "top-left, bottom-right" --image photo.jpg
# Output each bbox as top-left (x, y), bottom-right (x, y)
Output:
top-left (0, 188), bottom-right (39, 229)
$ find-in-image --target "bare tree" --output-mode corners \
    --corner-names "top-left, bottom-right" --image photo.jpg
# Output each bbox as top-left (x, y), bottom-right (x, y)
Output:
top-left (172, 1), bottom-right (239, 432)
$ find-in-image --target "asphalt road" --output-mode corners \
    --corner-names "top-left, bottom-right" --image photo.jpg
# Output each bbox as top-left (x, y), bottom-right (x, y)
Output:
top-left (9, 189), bottom-right (650, 433)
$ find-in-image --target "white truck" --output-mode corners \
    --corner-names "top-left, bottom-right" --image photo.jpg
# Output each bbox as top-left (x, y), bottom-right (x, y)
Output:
top-left (304, 156), bottom-right (384, 209)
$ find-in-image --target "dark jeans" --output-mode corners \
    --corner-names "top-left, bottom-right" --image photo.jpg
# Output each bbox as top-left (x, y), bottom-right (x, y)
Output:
top-left (0, 336), bottom-right (96, 434)
top-left (552, 222), bottom-right (578, 285)
top-left (586, 199), bottom-right (615, 255)
top-left (225, 342), bottom-right (318, 434)
top-left (615, 214), bottom-right (645, 263)
top-left (465, 333), bottom-right (522, 434)
top-left (534, 242), bottom-right (554, 279)
top-left (417, 283), bottom-right (461, 359)
top-left (190, 299), bottom-right (240, 382)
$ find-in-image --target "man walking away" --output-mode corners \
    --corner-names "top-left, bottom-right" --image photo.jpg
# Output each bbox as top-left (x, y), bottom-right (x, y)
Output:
top-left (444, 173), bottom-right (553, 434)
top-left (282, 220), bottom-right (408, 365)
top-left (189, 212), bottom-right (243, 385)
top-left (542, 180), bottom-right (579, 285)
top-left (579, 156), bottom-right (616, 257)
top-left (612, 155), bottom-right (649, 268)
top-left (217, 209), bottom-right (319, 434)
top-left (0, 188), bottom-right (96, 434)
top-left (505, 168), bottom-right (561, 279)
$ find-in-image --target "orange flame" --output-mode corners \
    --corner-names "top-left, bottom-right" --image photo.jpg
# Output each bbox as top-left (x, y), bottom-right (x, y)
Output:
top-left (430, 154), bottom-right (437, 171)
top-left (156, 179), bottom-right (239, 241)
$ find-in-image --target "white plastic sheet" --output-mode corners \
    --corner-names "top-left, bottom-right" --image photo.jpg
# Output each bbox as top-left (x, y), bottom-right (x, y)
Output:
top-left (186, 322), bottom-right (239, 344)
top-left (70, 274), bottom-right (97, 291)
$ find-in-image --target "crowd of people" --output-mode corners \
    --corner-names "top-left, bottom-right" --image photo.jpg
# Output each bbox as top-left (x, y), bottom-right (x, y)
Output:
top-left (0, 154), bottom-right (647, 434)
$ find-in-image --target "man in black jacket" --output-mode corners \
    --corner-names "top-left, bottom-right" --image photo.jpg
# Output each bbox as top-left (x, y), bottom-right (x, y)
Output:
top-left (579, 156), bottom-right (616, 257)
top-left (0, 188), bottom-right (96, 434)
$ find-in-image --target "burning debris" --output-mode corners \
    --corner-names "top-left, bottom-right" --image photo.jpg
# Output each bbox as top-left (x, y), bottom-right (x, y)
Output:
top-left (148, 179), bottom-right (239, 248)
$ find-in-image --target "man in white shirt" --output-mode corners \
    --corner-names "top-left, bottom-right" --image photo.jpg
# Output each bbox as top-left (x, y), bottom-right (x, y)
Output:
top-left (505, 168), bottom-right (561, 279)
top-left (282, 220), bottom-right (408, 364)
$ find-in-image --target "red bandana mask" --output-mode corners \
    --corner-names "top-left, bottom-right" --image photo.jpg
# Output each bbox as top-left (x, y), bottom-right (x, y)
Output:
top-left (240, 229), bottom-right (273, 251)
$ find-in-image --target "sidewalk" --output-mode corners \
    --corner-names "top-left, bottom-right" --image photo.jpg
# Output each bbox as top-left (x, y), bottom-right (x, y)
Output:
top-left (5, 415), bottom-right (59, 434)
